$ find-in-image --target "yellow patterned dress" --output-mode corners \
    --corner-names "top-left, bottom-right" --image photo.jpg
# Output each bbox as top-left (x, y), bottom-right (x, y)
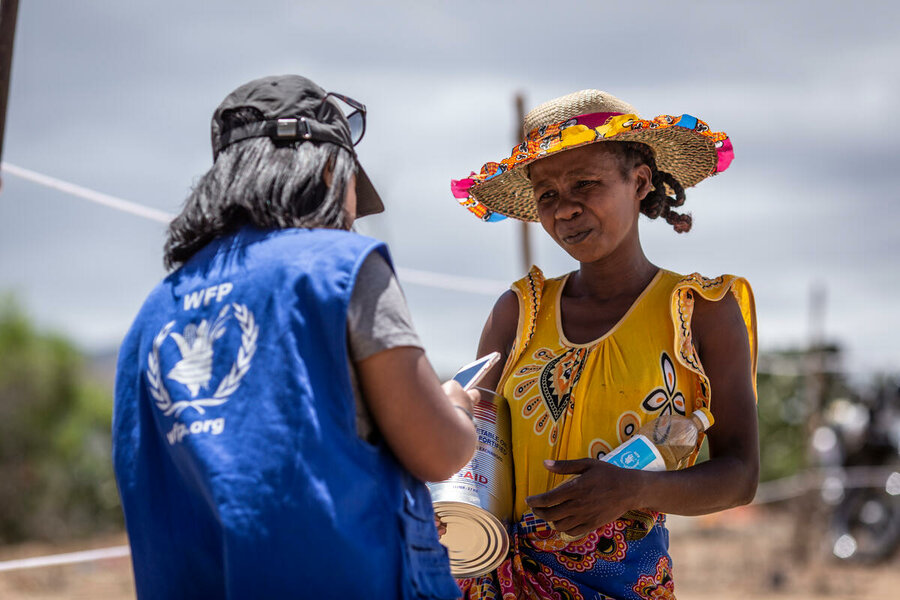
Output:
top-left (459, 267), bottom-right (757, 600)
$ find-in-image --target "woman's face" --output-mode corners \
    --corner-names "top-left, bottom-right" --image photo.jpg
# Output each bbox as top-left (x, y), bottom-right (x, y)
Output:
top-left (530, 144), bottom-right (650, 264)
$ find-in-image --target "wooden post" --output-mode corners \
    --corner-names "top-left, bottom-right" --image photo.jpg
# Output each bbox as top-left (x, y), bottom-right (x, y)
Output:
top-left (0, 0), bottom-right (20, 182)
top-left (514, 92), bottom-right (532, 275)
top-left (792, 282), bottom-right (828, 581)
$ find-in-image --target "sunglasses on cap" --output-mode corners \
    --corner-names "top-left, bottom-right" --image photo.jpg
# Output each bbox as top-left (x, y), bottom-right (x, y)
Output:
top-left (320, 92), bottom-right (366, 146)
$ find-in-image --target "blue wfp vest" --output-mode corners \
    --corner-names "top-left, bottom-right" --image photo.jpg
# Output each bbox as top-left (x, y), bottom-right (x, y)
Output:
top-left (113, 227), bottom-right (459, 599)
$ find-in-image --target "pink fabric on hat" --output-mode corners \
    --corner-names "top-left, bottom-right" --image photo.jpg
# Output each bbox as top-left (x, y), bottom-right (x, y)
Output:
top-left (571, 112), bottom-right (625, 130)
top-left (716, 138), bottom-right (734, 173)
top-left (451, 177), bottom-right (475, 198)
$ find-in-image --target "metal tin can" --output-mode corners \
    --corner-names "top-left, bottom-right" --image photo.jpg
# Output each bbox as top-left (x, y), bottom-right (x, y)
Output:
top-left (427, 389), bottom-right (513, 578)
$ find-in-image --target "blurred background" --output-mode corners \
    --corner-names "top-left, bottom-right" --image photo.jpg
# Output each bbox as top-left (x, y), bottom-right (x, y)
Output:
top-left (0, 1), bottom-right (898, 598)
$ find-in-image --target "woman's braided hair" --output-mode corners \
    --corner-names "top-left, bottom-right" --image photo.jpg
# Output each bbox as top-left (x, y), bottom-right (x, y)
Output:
top-left (603, 141), bottom-right (692, 233)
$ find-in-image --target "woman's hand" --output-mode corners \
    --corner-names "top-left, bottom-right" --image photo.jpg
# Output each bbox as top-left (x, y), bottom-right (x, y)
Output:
top-left (525, 458), bottom-right (645, 538)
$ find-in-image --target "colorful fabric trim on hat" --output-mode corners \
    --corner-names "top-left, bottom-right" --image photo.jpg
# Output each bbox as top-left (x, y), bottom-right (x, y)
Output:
top-left (450, 111), bottom-right (734, 222)
top-left (452, 177), bottom-right (508, 222)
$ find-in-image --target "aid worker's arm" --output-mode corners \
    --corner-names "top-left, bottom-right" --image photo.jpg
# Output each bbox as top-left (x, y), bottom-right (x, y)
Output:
top-left (356, 347), bottom-right (478, 483)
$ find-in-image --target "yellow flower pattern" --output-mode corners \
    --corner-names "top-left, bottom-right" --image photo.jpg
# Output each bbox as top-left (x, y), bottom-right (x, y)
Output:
top-left (511, 346), bottom-right (588, 444)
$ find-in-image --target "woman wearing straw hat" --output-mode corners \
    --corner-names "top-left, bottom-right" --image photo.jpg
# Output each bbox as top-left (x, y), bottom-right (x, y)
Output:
top-left (450, 90), bottom-right (758, 599)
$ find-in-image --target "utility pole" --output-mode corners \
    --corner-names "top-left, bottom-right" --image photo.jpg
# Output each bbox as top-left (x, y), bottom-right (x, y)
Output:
top-left (793, 281), bottom-right (828, 566)
top-left (0, 0), bottom-right (20, 190)
top-left (514, 92), bottom-right (533, 275)
top-left (804, 281), bottom-right (828, 445)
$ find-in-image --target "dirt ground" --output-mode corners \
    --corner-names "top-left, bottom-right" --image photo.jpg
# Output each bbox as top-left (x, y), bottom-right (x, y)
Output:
top-left (0, 506), bottom-right (897, 599)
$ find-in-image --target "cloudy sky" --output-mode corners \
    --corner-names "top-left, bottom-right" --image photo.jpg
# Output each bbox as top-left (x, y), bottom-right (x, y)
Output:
top-left (1, 1), bottom-right (898, 377)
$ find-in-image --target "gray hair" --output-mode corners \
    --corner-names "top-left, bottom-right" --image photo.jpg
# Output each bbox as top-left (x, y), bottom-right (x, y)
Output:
top-left (163, 107), bottom-right (357, 270)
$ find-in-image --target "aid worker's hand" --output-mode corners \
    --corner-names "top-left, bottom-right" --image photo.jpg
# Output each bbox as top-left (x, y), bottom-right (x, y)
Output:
top-left (441, 380), bottom-right (479, 422)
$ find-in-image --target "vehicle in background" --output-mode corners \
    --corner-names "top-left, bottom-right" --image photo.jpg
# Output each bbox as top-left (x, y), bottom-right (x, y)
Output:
top-left (811, 382), bottom-right (900, 563)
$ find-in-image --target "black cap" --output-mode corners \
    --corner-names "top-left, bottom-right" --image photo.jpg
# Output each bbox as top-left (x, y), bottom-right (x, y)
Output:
top-left (210, 75), bottom-right (383, 218)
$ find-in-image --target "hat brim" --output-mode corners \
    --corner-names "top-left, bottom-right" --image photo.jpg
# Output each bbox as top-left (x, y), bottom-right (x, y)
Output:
top-left (355, 163), bottom-right (384, 218)
top-left (458, 113), bottom-right (733, 223)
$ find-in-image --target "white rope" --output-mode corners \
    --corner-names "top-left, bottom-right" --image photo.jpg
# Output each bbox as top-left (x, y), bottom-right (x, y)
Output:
top-left (396, 267), bottom-right (507, 297)
top-left (0, 164), bottom-right (503, 574)
top-left (0, 467), bottom-right (890, 573)
top-left (0, 545), bottom-right (130, 573)
top-left (3, 162), bottom-right (175, 224)
top-left (752, 466), bottom-right (900, 505)
top-left (1, 162), bottom-right (510, 296)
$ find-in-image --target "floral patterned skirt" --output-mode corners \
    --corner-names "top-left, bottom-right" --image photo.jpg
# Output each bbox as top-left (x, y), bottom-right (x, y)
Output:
top-left (457, 512), bottom-right (675, 600)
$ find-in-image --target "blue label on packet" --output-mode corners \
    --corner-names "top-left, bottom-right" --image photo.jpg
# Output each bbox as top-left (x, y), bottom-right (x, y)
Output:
top-left (603, 435), bottom-right (663, 470)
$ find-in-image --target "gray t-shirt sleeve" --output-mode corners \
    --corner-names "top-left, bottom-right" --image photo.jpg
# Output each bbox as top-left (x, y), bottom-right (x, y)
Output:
top-left (346, 251), bottom-right (423, 443)
top-left (347, 251), bottom-right (423, 361)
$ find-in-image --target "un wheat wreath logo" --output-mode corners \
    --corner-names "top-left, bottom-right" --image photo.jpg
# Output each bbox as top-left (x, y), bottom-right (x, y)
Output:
top-left (147, 303), bottom-right (259, 417)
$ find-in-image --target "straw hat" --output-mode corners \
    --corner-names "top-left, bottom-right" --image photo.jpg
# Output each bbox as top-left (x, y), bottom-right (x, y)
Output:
top-left (451, 89), bottom-right (734, 222)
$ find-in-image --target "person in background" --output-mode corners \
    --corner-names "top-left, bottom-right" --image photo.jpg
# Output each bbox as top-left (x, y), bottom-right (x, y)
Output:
top-left (450, 89), bottom-right (759, 599)
top-left (113, 74), bottom-right (476, 600)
